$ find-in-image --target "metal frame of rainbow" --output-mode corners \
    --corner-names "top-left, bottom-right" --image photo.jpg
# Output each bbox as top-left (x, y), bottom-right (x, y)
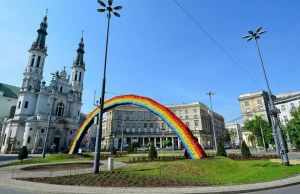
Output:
top-left (68, 94), bottom-right (207, 159)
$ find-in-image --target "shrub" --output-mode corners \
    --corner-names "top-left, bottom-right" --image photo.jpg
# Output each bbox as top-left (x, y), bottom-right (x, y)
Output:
top-left (241, 141), bottom-right (251, 158)
top-left (148, 143), bottom-right (157, 160)
top-left (216, 141), bottom-right (227, 157)
top-left (184, 149), bottom-right (191, 159)
top-left (18, 146), bottom-right (28, 162)
top-left (111, 147), bottom-right (117, 155)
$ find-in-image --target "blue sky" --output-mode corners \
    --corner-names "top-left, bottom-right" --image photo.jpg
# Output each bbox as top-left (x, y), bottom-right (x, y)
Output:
top-left (1, 0), bottom-right (300, 123)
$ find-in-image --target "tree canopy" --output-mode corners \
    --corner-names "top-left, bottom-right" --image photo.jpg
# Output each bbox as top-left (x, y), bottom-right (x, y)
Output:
top-left (244, 116), bottom-right (273, 148)
top-left (283, 107), bottom-right (300, 149)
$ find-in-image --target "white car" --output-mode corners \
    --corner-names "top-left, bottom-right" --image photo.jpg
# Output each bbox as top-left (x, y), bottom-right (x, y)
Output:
top-left (137, 147), bottom-right (148, 151)
top-left (164, 146), bottom-right (174, 151)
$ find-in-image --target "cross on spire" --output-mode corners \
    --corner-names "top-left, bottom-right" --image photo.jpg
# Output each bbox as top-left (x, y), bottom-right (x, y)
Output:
top-left (82, 30), bottom-right (84, 39)
top-left (46, 9), bottom-right (49, 16)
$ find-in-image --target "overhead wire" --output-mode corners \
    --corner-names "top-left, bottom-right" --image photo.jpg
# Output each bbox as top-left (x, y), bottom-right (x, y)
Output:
top-left (172, 0), bottom-right (263, 89)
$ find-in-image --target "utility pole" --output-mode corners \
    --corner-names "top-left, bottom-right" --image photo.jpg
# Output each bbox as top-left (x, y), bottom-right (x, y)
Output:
top-left (243, 27), bottom-right (289, 165)
top-left (206, 92), bottom-right (217, 151)
top-left (260, 125), bottom-right (267, 152)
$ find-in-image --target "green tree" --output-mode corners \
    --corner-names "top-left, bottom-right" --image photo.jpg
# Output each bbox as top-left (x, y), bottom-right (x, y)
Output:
top-left (241, 141), bottom-right (251, 158)
top-left (18, 146), bottom-right (28, 162)
top-left (148, 142), bottom-right (157, 160)
top-left (283, 107), bottom-right (300, 149)
top-left (111, 147), bottom-right (117, 155)
top-left (244, 116), bottom-right (273, 149)
top-left (216, 141), bottom-right (227, 157)
top-left (163, 140), bottom-right (172, 147)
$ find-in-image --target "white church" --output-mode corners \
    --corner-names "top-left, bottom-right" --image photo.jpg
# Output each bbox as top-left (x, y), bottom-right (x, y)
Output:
top-left (0, 13), bottom-right (86, 154)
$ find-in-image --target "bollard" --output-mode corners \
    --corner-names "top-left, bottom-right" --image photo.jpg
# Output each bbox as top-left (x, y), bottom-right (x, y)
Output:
top-left (108, 157), bottom-right (114, 171)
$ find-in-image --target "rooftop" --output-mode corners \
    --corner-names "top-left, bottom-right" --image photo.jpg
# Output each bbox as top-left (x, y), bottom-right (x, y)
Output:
top-left (0, 83), bottom-right (20, 99)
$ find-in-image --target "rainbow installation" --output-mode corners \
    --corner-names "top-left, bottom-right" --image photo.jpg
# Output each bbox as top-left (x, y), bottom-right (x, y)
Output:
top-left (68, 94), bottom-right (207, 159)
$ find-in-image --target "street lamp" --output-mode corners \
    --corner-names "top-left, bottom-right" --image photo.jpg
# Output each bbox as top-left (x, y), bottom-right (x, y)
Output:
top-left (243, 27), bottom-right (289, 166)
top-left (206, 92), bottom-right (217, 151)
top-left (42, 71), bottom-right (60, 158)
top-left (93, 0), bottom-right (122, 174)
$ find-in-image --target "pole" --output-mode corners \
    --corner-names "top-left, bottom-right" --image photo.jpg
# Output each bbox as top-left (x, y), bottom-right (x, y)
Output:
top-left (42, 76), bottom-right (58, 158)
top-left (260, 125), bottom-right (267, 152)
top-left (208, 93), bottom-right (217, 151)
top-left (286, 130), bottom-right (292, 152)
top-left (121, 126), bottom-right (124, 153)
top-left (93, 11), bottom-right (111, 173)
top-left (254, 39), bottom-right (289, 165)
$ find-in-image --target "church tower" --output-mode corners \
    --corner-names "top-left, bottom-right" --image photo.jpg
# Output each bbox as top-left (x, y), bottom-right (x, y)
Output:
top-left (71, 32), bottom-right (86, 95)
top-left (14, 11), bottom-right (49, 120)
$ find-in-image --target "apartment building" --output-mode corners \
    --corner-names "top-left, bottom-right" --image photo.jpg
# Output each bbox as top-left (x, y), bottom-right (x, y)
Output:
top-left (81, 102), bottom-right (227, 150)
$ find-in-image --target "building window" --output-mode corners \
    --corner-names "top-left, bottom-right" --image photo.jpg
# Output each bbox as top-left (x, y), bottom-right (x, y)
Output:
top-left (162, 123), bottom-right (165, 128)
top-left (132, 123), bottom-right (136, 128)
top-left (27, 137), bottom-right (31, 144)
top-left (126, 116), bottom-right (129, 120)
top-left (257, 99), bottom-right (262, 104)
top-left (132, 116), bottom-right (135, 121)
top-left (24, 101), bottom-right (29, 108)
top-left (56, 102), bottom-right (64, 117)
top-left (281, 105), bottom-right (286, 112)
top-left (179, 110), bottom-right (182, 114)
top-left (173, 110), bottom-right (177, 114)
top-left (179, 116), bottom-right (183, 119)
top-left (18, 101), bottom-right (21, 109)
top-left (284, 116), bottom-right (288, 122)
top-left (78, 110), bottom-right (80, 116)
top-left (185, 110), bottom-right (188, 114)
top-left (245, 101), bottom-right (249, 106)
top-left (30, 128), bottom-right (32, 131)
top-left (75, 72), bottom-right (78, 81)
top-left (150, 123), bottom-right (153, 128)
top-left (41, 128), bottom-right (45, 133)
top-left (185, 122), bottom-right (190, 127)
top-left (291, 103), bottom-right (295, 108)
top-left (38, 138), bottom-right (43, 147)
top-left (79, 72), bottom-right (82, 82)
top-left (155, 123), bottom-right (159, 128)
top-left (260, 114), bottom-right (265, 120)
top-left (36, 56), bottom-right (41, 68)
top-left (194, 109), bottom-right (197, 113)
top-left (144, 123), bottom-right (147, 128)
top-left (30, 55), bottom-right (35, 66)
top-left (60, 86), bottom-right (63, 93)
top-left (185, 115), bottom-right (189, 119)
top-left (194, 120), bottom-right (199, 127)
top-left (194, 115), bottom-right (198, 118)
top-left (258, 106), bottom-right (263, 111)
top-left (9, 106), bottom-right (16, 118)
top-left (246, 108), bottom-right (251, 113)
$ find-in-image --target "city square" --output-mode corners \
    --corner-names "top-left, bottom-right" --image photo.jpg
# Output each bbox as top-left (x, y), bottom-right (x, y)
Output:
top-left (1, 0), bottom-right (300, 193)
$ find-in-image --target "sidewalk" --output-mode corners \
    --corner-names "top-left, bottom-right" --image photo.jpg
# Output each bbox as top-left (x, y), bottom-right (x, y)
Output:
top-left (0, 160), bottom-right (300, 193)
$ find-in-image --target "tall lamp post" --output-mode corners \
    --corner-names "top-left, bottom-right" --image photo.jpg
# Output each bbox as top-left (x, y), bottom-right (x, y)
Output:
top-left (121, 126), bottom-right (124, 153)
top-left (243, 27), bottom-right (289, 165)
top-left (161, 128), bottom-right (165, 156)
top-left (93, 0), bottom-right (122, 174)
top-left (206, 92), bottom-right (217, 151)
top-left (42, 71), bottom-right (60, 158)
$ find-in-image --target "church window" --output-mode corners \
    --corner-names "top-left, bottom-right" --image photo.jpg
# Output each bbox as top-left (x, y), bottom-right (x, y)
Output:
top-left (70, 131), bottom-right (73, 135)
top-left (78, 110), bottom-right (80, 116)
top-left (27, 136), bottom-right (31, 144)
top-left (41, 58), bottom-right (44, 69)
top-left (30, 128), bottom-right (32, 131)
top-left (28, 86), bottom-right (32, 91)
top-left (56, 102), bottom-right (64, 117)
top-left (30, 55), bottom-right (35, 66)
top-left (60, 86), bottom-right (63, 93)
top-left (38, 139), bottom-right (43, 147)
top-left (75, 71), bottom-right (78, 81)
top-left (36, 56), bottom-right (41, 68)
top-left (79, 72), bottom-right (82, 82)
top-left (24, 101), bottom-right (29, 108)
top-left (9, 106), bottom-right (16, 118)
top-left (18, 101), bottom-right (21, 109)
top-left (41, 128), bottom-right (45, 133)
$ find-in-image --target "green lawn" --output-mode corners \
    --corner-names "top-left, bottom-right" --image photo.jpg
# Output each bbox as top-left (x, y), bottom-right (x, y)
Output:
top-left (0, 154), bottom-right (93, 168)
top-left (118, 157), bottom-right (300, 184)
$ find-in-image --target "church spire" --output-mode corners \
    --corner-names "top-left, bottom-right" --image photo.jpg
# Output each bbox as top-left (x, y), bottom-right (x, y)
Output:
top-left (73, 31), bottom-right (85, 69)
top-left (31, 9), bottom-right (48, 51)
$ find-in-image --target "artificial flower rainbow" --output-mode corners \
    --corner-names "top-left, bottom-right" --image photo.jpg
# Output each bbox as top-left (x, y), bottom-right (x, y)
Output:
top-left (68, 94), bottom-right (207, 159)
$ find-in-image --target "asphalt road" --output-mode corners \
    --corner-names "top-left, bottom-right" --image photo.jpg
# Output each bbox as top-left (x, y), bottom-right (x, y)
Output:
top-left (247, 184), bottom-right (300, 194)
top-left (0, 188), bottom-right (33, 194)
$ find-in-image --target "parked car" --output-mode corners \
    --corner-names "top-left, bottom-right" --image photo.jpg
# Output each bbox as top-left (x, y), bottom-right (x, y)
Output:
top-left (137, 147), bottom-right (148, 151)
top-left (164, 146), bottom-right (174, 151)
top-left (156, 147), bottom-right (160, 151)
top-left (223, 144), bottom-right (231, 149)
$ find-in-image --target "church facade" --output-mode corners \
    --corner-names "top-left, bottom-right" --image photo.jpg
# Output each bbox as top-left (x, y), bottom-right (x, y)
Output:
top-left (0, 13), bottom-right (86, 154)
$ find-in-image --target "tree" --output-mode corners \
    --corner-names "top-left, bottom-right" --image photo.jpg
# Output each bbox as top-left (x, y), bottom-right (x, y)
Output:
top-left (283, 107), bottom-right (300, 149)
top-left (148, 142), bottom-right (157, 160)
top-left (244, 116), bottom-right (273, 148)
top-left (241, 141), bottom-right (251, 158)
top-left (216, 141), bottom-right (227, 157)
top-left (163, 140), bottom-right (172, 147)
top-left (18, 146), bottom-right (28, 162)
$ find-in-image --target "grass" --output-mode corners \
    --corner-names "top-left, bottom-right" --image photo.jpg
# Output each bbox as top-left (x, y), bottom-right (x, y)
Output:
top-left (117, 157), bottom-right (300, 184)
top-left (0, 154), bottom-right (93, 168)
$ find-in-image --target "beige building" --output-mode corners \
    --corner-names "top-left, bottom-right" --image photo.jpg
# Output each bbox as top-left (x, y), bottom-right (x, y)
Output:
top-left (225, 122), bottom-right (243, 146)
top-left (238, 90), bottom-right (275, 123)
top-left (82, 102), bottom-right (227, 150)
